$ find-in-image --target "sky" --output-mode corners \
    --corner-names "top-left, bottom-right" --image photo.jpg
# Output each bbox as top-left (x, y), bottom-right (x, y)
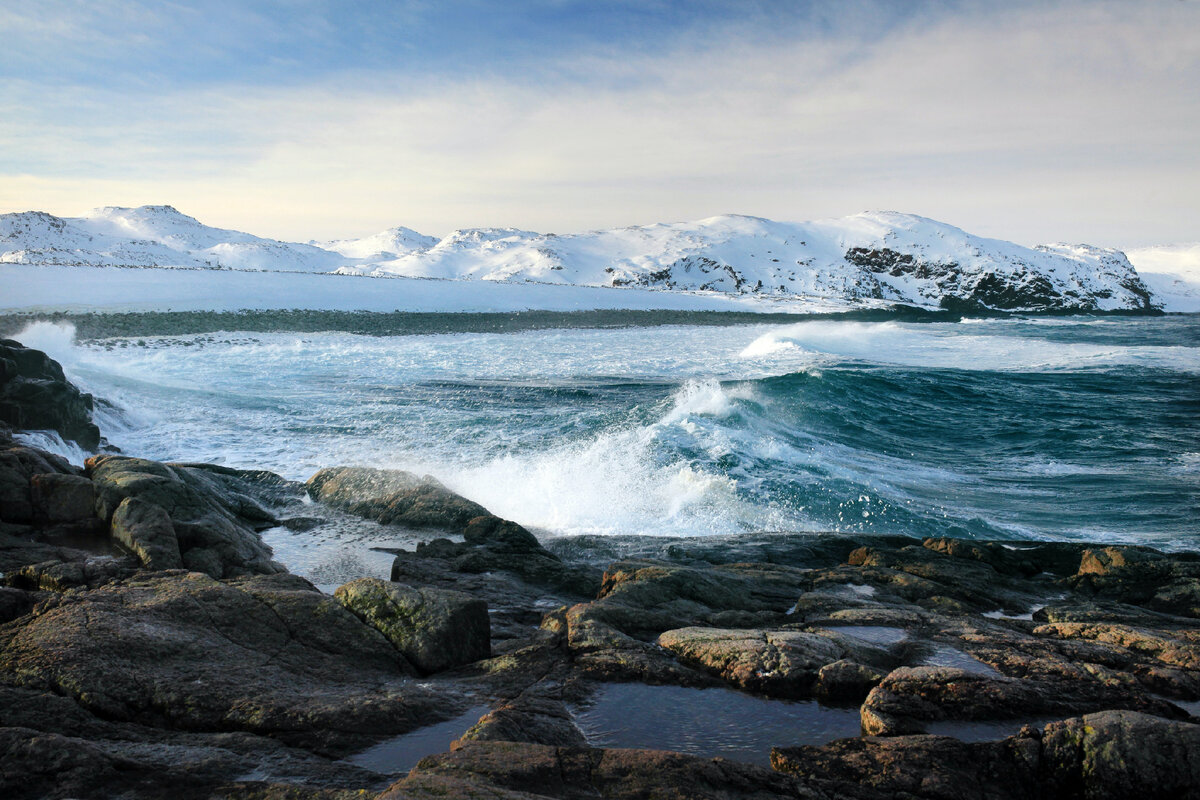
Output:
top-left (1, 0), bottom-right (1198, 247)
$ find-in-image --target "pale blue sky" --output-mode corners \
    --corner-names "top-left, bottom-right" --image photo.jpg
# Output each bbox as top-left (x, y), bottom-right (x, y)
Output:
top-left (2, 0), bottom-right (1198, 246)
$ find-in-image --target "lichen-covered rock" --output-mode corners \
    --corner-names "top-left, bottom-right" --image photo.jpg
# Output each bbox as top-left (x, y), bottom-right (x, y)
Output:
top-left (110, 496), bottom-right (182, 570)
top-left (656, 627), bottom-right (853, 697)
top-left (87, 455), bottom-right (284, 578)
top-left (335, 577), bottom-right (490, 674)
top-left (0, 339), bottom-right (100, 449)
top-left (859, 665), bottom-right (1184, 736)
top-left (307, 466), bottom-right (489, 531)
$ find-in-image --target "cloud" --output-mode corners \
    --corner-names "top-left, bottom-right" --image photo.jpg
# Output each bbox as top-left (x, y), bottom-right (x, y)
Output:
top-left (2, 0), bottom-right (1198, 246)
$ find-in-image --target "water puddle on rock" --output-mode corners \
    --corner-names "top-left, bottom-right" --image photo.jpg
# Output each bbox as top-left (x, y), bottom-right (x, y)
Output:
top-left (345, 705), bottom-right (491, 775)
top-left (572, 682), bottom-right (862, 766)
top-left (918, 643), bottom-right (1002, 677)
top-left (820, 625), bottom-right (909, 646)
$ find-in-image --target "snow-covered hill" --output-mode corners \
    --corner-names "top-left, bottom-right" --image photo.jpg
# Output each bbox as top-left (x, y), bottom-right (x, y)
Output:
top-left (1, 205), bottom-right (345, 272)
top-left (1125, 243), bottom-right (1200, 313)
top-left (0, 205), bottom-right (1170, 313)
top-left (338, 212), bottom-right (1155, 313)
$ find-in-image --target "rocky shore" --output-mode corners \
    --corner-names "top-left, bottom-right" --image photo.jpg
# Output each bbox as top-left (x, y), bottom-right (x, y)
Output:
top-left (1, 337), bottom-right (1198, 799)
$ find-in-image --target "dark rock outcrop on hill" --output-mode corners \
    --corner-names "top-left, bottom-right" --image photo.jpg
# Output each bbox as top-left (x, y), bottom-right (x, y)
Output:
top-left (0, 339), bottom-right (100, 449)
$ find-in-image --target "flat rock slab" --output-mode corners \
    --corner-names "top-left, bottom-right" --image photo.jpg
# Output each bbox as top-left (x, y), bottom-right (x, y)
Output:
top-left (0, 571), bottom-right (440, 751)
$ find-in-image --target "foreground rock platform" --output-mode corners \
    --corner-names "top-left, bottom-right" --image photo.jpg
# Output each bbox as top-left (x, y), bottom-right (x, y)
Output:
top-left (3, 438), bottom-right (1199, 798)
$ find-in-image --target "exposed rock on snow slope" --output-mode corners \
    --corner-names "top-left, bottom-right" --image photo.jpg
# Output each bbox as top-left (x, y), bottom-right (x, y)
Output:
top-left (336, 212), bottom-right (1156, 312)
top-left (1125, 242), bottom-right (1200, 313)
top-left (0, 205), bottom-right (1168, 312)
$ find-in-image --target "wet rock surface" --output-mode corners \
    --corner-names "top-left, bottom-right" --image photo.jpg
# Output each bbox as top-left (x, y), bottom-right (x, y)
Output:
top-left (0, 338), bottom-right (101, 449)
top-left (306, 466), bottom-right (491, 532)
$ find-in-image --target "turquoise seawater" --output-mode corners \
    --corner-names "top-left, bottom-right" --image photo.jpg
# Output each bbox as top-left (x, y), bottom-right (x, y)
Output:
top-left (16, 313), bottom-right (1199, 552)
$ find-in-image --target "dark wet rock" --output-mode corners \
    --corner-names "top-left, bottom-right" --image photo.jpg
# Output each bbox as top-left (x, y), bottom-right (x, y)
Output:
top-left (87, 454), bottom-right (285, 578)
top-left (110, 496), bottom-right (183, 569)
top-left (1038, 709), bottom-right (1200, 799)
top-left (0, 339), bottom-right (100, 449)
top-left (0, 685), bottom-right (388, 800)
top-left (7, 556), bottom-right (133, 592)
top-left (463, 514), bottom-right (542, 553)
top-left (395, 525), bottom-right (601, 597)
top-left (775, 710), bottom-right (1200, 800)
top-left (0, 587), bottom-right (34, 623)
top-left (307, 466), bottom-right (490, 532)
top-left (461, 694), bottom-right (587, 748)
top-left (0, 726), bottom-right (142, 800)
top-left (0, 570), bottom-right (447, 753)
top-left (382, 739), bottom-right (819, 800)
top-left (335, 577), bottom-right (490, 675)
top-left (859, 665), bottom-right (1184, 736)
top-left (814, 659), bottom-right (885, 702)
top-left (773, 730), bottom-right (1042, 800)
top-left (0, 441), bottom-right (77, 524)
top-left (1071, 545), bottom-right (1200, 618)
top-left (29, 472), bottom-right (94, 523)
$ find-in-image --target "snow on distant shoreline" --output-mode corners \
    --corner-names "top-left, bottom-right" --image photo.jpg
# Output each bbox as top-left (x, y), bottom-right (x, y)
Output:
top-left (0, 203), bottom-right (1192, 313)
top-left (0, 264), bottom-right (857, 315)
top-left (1126, 243), bottom-right (1200, 313)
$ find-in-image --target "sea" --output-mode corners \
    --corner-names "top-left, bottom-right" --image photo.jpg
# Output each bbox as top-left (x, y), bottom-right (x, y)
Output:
top-left (11, 312), bottom-right (1199, 565)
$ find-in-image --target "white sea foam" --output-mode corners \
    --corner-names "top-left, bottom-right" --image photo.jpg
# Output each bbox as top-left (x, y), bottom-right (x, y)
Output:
top-left (739, 319), bottom-right (1200, 373)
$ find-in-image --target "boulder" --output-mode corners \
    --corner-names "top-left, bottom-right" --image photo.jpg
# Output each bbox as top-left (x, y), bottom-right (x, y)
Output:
top-left (86, 455), bottom-right (284, 578)
top-left (306, 466), bottom-right (489, 531)
top-left (0, 339), bottom-right (100, 449)
top-left (335, 577), bottom-right (491, 674)
top-left (656, 626), bottom-right (855, 697)
top-left (110, 497), bottom-right (182, 569)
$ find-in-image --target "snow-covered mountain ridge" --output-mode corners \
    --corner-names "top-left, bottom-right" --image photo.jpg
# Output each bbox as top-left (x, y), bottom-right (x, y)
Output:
top-left (0, 205), bottom-right (1170, 312)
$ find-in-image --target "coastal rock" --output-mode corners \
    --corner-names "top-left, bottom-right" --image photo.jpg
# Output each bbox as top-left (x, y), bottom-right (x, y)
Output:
top-left (335, 577), bottom-right (491, 675)
top-left (773, 710), bottom-right (1200, 800)
top-left (394, 524), bottom-right (601, 597)
top-left (0, 570), bottom-right (444, 752)
top-left (29, 473), bottom-right (94, 523)
top-left (110, 496), bottom-right (182, 569)
top-left (859, 665), bottom-right (1184, 736)
top-left (656, 626), bottom-right (857, 697)
top-left (382, 739), bottom-right (817, 800)
top-left (306, 466), bottom-right (490, 531)
top-left (0, 339), bottom-right (100, 450)
top-left (0, 441), bottom-right (77, 524)
top-left (87, 454), bottom-right (284, 578)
